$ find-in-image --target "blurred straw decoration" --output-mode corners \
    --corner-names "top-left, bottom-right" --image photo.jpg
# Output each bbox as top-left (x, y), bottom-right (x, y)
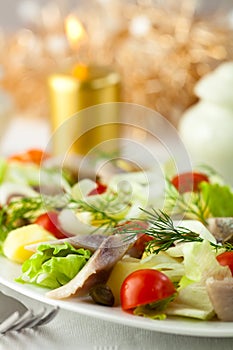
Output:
top-left (0, 0), bottom-right (233, 125)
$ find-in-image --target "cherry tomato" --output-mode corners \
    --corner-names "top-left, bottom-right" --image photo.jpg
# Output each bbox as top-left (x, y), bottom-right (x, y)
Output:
top-left (216, 251), bottom-right (233, 275)
top-left (120, 269), bottom-right (176, 310)
top-left (116, 220), bottom-right (148, 232)
top-left (35, 211), bottom-right (68, 239)
top-left (88, 182), bottom-right (107, 196)
top-left (133, 233), bottom-right (154, 257)
top-left (116, 220), bottom-right (151, 257)
top-left (8, 149), bottom-right (50, 165)
top-left (171, 172), bottom-right (209, 194)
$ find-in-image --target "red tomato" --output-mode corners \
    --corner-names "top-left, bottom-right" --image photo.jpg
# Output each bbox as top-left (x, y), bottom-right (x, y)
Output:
top-left (8, 149), bottom-right (50, 165)
top-left (133, 233), bottom-right (154, 257)
top-left (88, 182), bottom-right (107, 196)
top-left (216, 251), bottom-right (233, 275)
top-left (171, 172), bottom-right (209, 194)
top-left (116, 221), bottom-right (151, 257)
top-left (35, 211), bottom-right (68, 239)
top-left (120, 269), bottom-right (176, 310)
top-left (116, 220), bottom-right (148, 232)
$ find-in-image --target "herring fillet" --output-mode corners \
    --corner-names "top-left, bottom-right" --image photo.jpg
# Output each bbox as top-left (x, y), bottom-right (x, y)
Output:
top-left (46, 234), bottom-right (136, 299)
top-left (207, 217), bottom-right (233, 243)
top-left (206, 277), bottom-right (233, 321)
top-left (26, 234), bottom-right (106, 253)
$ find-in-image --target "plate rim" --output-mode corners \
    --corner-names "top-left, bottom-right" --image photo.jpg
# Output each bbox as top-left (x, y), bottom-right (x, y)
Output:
top-left (0, 256), bottom-right (233, 338)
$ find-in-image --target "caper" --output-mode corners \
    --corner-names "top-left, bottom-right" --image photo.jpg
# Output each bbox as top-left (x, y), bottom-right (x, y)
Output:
top-left (89, 284), bottom-right (115, 307)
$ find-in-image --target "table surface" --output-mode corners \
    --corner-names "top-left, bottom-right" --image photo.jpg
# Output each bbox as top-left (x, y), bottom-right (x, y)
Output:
top-left (1, 116), bottom-right (233, 350)
top-left (1, 285), bottom-right (233, 350)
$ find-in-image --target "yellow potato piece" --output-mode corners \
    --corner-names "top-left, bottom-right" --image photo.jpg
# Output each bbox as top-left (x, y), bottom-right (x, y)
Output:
top-left (3, 224), bottom-right (55, 264)
top-left (107, 252), bottom-right (180, 306)
top-left (107, 256), bottom-right (141, 306)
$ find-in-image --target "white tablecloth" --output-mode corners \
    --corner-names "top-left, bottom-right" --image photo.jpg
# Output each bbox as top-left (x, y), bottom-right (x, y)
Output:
top-left (1, 286), bottom-right (233, 350)
top-left (0, 116), bottom-right (233, 350)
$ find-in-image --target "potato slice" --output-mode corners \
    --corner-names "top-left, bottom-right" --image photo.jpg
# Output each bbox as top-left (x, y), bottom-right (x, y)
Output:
top-left (3, 224), bottom-right (55, 264)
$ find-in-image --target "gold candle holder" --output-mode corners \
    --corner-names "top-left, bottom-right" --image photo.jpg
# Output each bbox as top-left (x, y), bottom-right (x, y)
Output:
top-left (48, 64), bottom-right (121, 156)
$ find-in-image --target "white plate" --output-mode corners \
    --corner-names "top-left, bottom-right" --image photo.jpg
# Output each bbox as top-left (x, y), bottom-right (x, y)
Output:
top-left (1, 256), bottom-right (233, 338)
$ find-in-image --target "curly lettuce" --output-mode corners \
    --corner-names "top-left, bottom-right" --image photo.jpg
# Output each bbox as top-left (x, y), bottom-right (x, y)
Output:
top-left (16, 242), bottom-right (91, 289)
top-left (165, 239), bottom-right (231, 320)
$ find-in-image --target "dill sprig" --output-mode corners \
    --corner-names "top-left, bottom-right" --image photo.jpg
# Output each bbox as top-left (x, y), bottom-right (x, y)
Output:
top-left (144, 208), bottom-right (233, 253)
top-left (68, 191), bottom-right (131, 231)
top-left (142, 209), bottom-right (203, 254)
top-left (165, 180), bottom-right (209, 224)
top-left (118, 208), bottom-right (233, 254)
top-left (221, 242), bottom-right (233, 252)
top-left (0, 194), bottom-right (68, 232)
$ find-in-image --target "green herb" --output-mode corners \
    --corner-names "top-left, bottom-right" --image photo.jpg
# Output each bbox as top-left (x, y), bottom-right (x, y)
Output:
top-left (69, 191), bottom-right (132, 232)
top-left (144, 209), bottom-right (233, 254)
top-left (118, 208), bottom-right (233, 254)
top-left (165, 180), bottom-right (209, 224)
top-left (0, 186), bottom-right (132, 251)
top-left (141, 209), bottom-right (204, 254)
top-left (0, 194), bottom-right (68, 232)
top-left (222, 242), bottom-right (233, 251)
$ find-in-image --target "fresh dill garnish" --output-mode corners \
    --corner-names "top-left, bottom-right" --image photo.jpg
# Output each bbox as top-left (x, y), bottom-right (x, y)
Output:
top-left (165, 179), bottom-right (209, 224)
top-left (221, 242), bottom-right (233, 252)
top-left (68, 191), bottom-right (131, 231)
top-left (0, 194), bottom-right (68, 232)
top-left (117, 208), bottom-right (233, 254)
top-left (141, 209), bottom-right (204, 254)
top-left (0, 186), bottom-right (133, 246)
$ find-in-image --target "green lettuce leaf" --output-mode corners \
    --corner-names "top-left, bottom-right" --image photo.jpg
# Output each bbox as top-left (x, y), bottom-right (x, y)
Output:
top-left (166, 240), bottom-right (231, 320)
top-left (16, 242), bottom-right (91, 289)
top-left (200, 182), bottom-right (233, 217)
top-left (140, 252), bottom-right (185, 283)
top-left (166, 283), bottom-right (215, 320)
top-left (134, 295), bottom-right (176, 320)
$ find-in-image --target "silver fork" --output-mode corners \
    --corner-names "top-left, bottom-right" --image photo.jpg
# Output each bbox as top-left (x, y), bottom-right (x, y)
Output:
top-left (0, 291), bottom-right (59, 334)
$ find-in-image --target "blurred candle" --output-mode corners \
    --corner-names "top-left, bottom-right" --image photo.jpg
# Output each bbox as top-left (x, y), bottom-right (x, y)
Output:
top-left (48, 64), bottom-right (121, 155)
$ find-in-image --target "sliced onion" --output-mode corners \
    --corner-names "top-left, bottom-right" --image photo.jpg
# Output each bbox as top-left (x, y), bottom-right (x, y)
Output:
top-left (0, 183), bottom-right (37, 205)
top-left (58, 208), bottom-right (112, 236)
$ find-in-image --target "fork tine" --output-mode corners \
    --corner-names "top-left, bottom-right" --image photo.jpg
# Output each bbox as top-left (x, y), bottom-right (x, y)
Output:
top-left (18, 308), bottom-right (47, 329)
top-left (0, 306), bottom-right (59, 334)
top-left (0, 312), bottom-right (20, 334)
top-left (35, 307), bottom-right (59, 327)
top-left (9, 309), bottom-right (35, 332)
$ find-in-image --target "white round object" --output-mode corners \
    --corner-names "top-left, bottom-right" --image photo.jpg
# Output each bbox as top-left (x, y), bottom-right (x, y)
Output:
top-left (195, 62), bottom-right (233, 106)
top-left (178, 101), bottom-right (233, 185)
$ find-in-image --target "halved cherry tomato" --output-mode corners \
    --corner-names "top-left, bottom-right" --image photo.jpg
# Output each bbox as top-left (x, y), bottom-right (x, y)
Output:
top-left (120, 269), bottom-right (176, 310)
top-left (133, 233), bottom-right (154, 257)
top-left (216, 251), bottom-right (233, 276)
top-left (171, 172), bottom-right (209, 194)
top-left (88, 182), bottom-right (107, 196)
top-left (8, 149), bottom-right (50, 165)
top-left (116, 220), bottom-right (151, 257)
top-left (35, 211), bottom-right (68, 239)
